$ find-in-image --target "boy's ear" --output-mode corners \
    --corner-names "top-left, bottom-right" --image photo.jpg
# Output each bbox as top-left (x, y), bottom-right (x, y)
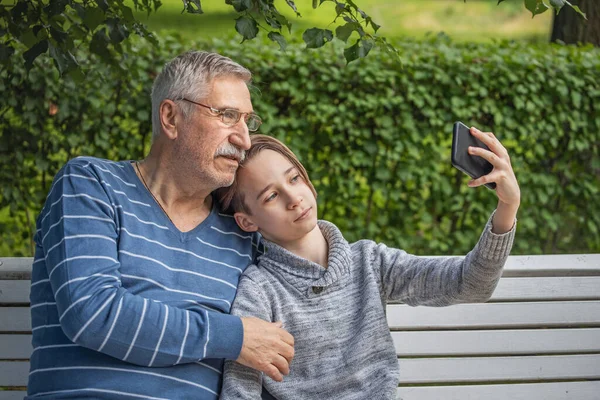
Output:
top-left (234, 212), bottom-right (259, 233)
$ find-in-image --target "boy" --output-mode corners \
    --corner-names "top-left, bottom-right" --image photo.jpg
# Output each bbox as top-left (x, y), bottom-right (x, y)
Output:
top-left (218, 133), bottom-right (519, 399)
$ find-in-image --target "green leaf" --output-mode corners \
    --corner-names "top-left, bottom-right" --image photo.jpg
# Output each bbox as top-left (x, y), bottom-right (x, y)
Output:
top-left (524, 0), bottom-right (548, 17)
top-left (366, 17), bottom-right (381, 33)
top-left (89, 28), bottom-right (111, 61)
top-left (343, 38), bottom-right (373, 63)
top-left (231, 0), bottom-right (252, 12)
top-left (83, 7), bottom-right (105, 31)
top-left (285, 0), bottom-right (300, 17)
top-left (274, 13), bottom-right (292, 33)
top-left (19, 28), bottom-right (39, 48)
top-left (549, 0), bottom-right (565, 13)
top-left (183, 0), bottom-right (203, 14)
top-left (68, 25), bottom-right (89, 41)
top-left (265, 15), bottom-right (282, 29)
top-left (50, 27), bottom-right (69, 44)
top-left (335, 22), bottom-right (357, 43)
top-left (347, 0), bottom-right (367, 19)
top-left (303, 28), bottom-right (333, 49)
top-left (107, 18), bottom-right (129, 44)
top-left (0, 43), bottom-right (15, 62)
top-left (23, 39), bottom-right (48, 70)
top-left (268, 32), bottom-right (287, 51)
top-left (43, 0), bottom-right (67, 17)
top-left (120, 5), bottom-right (135, 22)
top-left (97, 0), bottom-right (109, 12)
top-left (49, 44), bottom-right (77, 75)
top-left (568, 4), bottom-right (587, 20)
top-left (10, 1), bottom-right (28, 20)
top-left (235, 16), bottom-right (258, 42)
top-left (67, 67), bottom-right (85, 83)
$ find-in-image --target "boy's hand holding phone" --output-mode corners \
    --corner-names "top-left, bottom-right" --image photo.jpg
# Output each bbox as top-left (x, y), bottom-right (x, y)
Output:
top-left (466, 127), bottom-right (520, 206)
top-left (452, 123), bottom-right (520, 234)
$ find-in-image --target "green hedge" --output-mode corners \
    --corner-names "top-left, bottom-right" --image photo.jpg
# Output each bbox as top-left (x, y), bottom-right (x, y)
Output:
top-left (1, 34), bottom-right (599, 256)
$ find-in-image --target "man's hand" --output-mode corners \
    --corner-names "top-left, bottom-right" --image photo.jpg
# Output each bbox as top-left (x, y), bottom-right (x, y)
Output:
top-left (237, 317), bottom-right (295, 382)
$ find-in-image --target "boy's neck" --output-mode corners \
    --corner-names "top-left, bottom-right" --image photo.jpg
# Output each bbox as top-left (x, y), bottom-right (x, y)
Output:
top-left (278, 224), bottom-right (329, 268)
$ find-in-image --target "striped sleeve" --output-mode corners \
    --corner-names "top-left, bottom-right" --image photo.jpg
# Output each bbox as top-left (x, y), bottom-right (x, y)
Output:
top-left (38, 160), bottom-right (243, 366)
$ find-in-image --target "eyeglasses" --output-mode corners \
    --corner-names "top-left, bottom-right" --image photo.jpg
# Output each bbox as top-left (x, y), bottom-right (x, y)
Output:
top-left (181, 98), bottom-right (262, 132)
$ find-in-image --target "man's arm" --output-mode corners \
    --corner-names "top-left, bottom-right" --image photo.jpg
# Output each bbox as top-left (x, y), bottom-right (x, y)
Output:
top-left (221, 275), bottom-right (276, 399)
top-left (39, 160), bottom-right (242, 366)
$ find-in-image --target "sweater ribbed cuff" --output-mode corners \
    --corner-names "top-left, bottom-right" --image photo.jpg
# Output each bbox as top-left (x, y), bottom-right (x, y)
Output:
top-left (203, 313), bottom-right (244, 361)
top-left (478, 210), bottom-right (517, 261)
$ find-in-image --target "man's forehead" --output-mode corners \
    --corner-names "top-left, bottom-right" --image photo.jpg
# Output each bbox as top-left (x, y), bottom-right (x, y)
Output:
top-left (204, 77), bottom-right (251, 106)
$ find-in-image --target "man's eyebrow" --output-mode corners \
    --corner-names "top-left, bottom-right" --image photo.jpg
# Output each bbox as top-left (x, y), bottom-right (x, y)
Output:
top-left (215, 104), bottom-right (255, 113)
top-left (255, 166), bottom-right (296, 200)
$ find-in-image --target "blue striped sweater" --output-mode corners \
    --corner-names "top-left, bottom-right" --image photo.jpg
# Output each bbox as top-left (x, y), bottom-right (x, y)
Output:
top-left (27, 156), bottom-right (262, 399)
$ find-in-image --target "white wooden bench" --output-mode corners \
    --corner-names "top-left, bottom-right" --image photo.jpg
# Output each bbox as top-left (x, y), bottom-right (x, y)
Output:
top-left (1, 255), bottom-right (600, 399)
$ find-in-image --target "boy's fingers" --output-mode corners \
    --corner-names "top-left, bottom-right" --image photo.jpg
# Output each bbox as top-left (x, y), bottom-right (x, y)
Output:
top-left (468, 146), bottom-right (502, 168)
top-left (470, 127), bottom-right (508, 158)
top-left (468, 175), bottom-right (494, 188)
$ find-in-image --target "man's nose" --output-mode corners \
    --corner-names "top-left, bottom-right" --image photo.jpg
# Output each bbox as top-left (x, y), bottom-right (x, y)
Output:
top-left (230, 119), bottom-right (251, 150)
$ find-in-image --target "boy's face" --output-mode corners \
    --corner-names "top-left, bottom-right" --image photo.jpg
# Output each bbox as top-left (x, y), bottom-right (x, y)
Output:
top-left (234, 149), bottom-right (318, 245)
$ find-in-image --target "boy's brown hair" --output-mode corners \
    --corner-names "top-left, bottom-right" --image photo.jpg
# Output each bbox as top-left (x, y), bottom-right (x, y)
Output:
top-left (216, 134), bottom-right (317, 215)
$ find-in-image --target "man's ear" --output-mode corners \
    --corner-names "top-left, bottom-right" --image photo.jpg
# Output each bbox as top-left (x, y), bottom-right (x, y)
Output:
top-left (160, 99), bottom-right (179, 140)
top-left (234, 212), bottom-right (259, 233)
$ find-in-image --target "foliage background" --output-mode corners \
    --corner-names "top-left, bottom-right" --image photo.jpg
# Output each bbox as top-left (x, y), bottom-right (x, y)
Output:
top-left (132, 0), bottom-right (554, 43)
top-left (1, 34), bottom-right (599, 257)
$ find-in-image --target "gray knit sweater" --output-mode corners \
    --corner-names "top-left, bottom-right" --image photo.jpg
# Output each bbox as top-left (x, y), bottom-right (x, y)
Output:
top-left (220, 213), bottom-right (516, 400)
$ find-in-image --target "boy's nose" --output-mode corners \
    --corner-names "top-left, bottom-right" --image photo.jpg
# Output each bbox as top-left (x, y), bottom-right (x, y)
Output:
top-left (288, 195), bottom-right (303, 209)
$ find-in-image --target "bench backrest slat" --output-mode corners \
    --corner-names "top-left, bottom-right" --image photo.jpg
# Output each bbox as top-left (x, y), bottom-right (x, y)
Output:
top-left (387, 300), bottom-right (600, 329)
top-left (0, 308), bottom-right (31, 332)
top-left (2, 254), bottom-right (599, 279)
top-left (5, 277), bottom-right (600, 306)
top-left (396, 381), bottom-right (600, 400)
top-left (0, 391), bottom-right (28, 400)
top-left (0, 281), bottom-right (30, 304)
top-left (397, 354), bottom-right (600, 384)
top-left (0, 335), bottom-right (31, 359)
top-left (491, 276), bottom-right (600, 301)
top-left (0, 258), bottom-right (34, 279)
top-left (0, 361), bottom-right (29, 386)
top-left (6, 327), bottom-right (599, 361)
top-left (501, 254), bottom-right (600, 276)
top-left (392, 328), bottom-right (600, 356)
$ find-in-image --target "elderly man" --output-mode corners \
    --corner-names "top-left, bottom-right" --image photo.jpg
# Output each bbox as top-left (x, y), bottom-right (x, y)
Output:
top-left (27, 51), bottom-right (293, 399)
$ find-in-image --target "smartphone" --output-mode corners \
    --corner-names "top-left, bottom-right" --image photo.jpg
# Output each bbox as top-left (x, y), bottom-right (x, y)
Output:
top-left (451, 121), bottom-right (496, 190)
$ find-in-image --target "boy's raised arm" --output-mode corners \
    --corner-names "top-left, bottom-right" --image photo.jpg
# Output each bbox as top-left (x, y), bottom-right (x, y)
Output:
top-left (371, 210), bottom-right (516, 306)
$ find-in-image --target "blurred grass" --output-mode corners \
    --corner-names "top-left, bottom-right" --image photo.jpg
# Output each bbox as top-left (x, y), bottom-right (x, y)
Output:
top-left (131, 0), bottom-right (553, 43)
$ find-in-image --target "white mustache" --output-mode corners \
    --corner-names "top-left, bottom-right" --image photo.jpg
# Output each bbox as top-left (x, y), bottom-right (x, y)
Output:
top-left (215, 143), bottom-right (246, 163)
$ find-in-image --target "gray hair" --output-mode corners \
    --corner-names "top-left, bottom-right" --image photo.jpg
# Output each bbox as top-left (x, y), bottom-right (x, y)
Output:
top-left (150, 51), bottom-right (252, 140)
